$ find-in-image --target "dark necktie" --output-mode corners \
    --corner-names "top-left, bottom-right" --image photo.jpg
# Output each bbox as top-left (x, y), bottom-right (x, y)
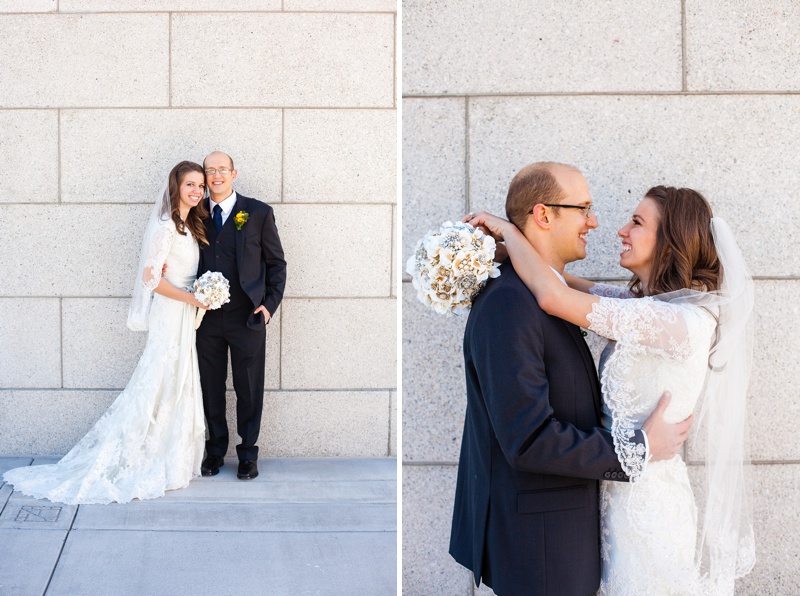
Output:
top-left (213, 204), bottom-right (222, 233)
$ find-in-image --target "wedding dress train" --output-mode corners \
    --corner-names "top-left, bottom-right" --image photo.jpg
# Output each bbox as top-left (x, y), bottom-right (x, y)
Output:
top-left (3, 219), bottom-right (205, 504)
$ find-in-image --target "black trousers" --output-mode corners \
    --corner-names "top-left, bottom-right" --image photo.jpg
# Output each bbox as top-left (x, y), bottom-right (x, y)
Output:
top-left (196, 303), bottom-right (267, 461)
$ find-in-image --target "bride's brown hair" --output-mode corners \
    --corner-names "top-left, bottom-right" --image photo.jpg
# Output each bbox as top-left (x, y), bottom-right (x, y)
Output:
top-left (629, 186), bottom-right (720, 297)
top-left (168, 161), bottom-right (210, 247)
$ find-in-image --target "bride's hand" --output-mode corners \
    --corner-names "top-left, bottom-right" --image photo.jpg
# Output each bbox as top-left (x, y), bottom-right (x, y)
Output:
top-left (464, 211), bottom-right (514, 242)
top-left (189, 294), bottom-right (210, 310)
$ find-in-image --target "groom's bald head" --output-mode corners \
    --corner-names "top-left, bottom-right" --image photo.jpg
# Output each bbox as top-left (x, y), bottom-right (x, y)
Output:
top-left (203, 151), bottom-right (234, 170)
top-left (505, 162), bottom-right (581, 232)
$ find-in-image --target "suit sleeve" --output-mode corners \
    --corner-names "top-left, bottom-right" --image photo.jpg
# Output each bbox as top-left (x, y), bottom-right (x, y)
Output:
top-left (259, 205), bottom-right (287, 317)
top-left (470, 284), bottom-right (643, 481)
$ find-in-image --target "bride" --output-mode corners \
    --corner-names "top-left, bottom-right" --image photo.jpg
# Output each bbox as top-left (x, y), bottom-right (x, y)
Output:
top-left (468, 185), bottom-right (755, 594)
top-left (4, 161), bottom-right (211, 505)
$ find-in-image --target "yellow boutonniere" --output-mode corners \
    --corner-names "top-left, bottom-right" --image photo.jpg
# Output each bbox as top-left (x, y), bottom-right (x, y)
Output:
top-left (234, 211), bottom-right (249, 231)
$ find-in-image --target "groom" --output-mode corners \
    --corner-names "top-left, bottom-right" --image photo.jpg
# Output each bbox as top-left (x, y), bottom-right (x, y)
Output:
top-left (449, 162), bottom-right (692, 595)
top-left (196, 151), bottom-right (286, 481)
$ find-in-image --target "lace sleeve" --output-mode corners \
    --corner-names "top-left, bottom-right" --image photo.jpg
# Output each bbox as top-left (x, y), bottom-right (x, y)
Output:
top-left (141, 221), bottom-right (175, 291)
top-left (586, 296), bottom-right (713, 361)
top-left (589, 283), bottom-right (633, 299)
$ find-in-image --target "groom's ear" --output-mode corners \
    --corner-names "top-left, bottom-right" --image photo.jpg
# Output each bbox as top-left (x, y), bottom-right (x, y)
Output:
top-left (531, 203), bottom-right (550, 229)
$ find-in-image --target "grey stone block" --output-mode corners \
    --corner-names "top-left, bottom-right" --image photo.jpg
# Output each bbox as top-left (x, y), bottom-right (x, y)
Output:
top-left (403, 0), bottom-right (681, 95)
top-left (0, 390), bottom-right (116, 456)
top-left (687, 0), bottom-right (800, 91)
top-left (0, 298), bottom-right (61, 388)
top-left (284, 0), bottom-right (396, 10)
top-left (0, 14), bottom-right (168, 107)
top-left (402, 284), bottom-right (467, 462)
top-left (402, 98), bottom-right (467, 281)
top-left (281, 298), bottom-right (396, 389)
top-left (0, 0), bottom-right (55, 10)
top-left (61, 0), bottom-right (280, 10)
top-left (0, 204), bottom-right (151, 296)
top-left (171, 13), bottom-right (394, 107)
top-left (220, 390), bottom-right (390, 458)
top-left (468, 95), bottom-right (800, 278)
top-left (0, 529), bottom-right (65, 596)
top-left (260, 391), bottom-right (391, 457)
top-left (402, 464), bottom-right (472, 595)
top-left (746, 281), bottom-right (800, 461)
top-left (0, 110), bottom-right (58, 203)
top-left (392, 204), bottom-right (397, 296)
top-left (62, 298), bottom-right (147, 389)
top-left (60, 109), bottom-right (282, 203)
top-left (284, 109), bottom-right (396, 203)
top-left (273, 204), bottom-right (392, 297)
top-left (46, 530), bottom-right (396, 596)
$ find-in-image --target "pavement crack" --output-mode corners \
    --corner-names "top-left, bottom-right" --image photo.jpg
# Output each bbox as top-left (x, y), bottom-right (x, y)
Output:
top-left (42, 503), bottom-right (79, 596)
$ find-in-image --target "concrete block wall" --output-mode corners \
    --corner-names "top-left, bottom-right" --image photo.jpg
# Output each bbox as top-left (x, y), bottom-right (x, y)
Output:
top-left (0, 1), bottom-right (397, 459)
top-left (402, 1), bottom-right (800, 593)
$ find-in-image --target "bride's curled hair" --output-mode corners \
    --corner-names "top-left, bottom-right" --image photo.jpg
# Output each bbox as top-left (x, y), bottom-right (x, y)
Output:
top-left (630, 186), bottom-right (720, 297)
top-left (167, 161), bottom-right (210, 247)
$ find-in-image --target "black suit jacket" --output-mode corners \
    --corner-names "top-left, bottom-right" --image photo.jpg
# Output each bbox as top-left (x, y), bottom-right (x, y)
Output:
top-left (449, 264), bottom-right (642, 596)
top-left (198, 194), bottom-right (287, 329)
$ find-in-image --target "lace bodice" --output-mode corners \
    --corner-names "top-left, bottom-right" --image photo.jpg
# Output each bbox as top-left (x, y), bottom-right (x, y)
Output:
top-left (587, 283), bottom-right (717, 479)
top-left (142, 219), bottom-right (199, 292)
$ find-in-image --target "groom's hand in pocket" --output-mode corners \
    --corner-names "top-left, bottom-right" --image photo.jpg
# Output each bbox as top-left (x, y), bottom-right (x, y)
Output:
top-left (254, 305), bottom-right (270, 325)
top-left (642, 391), bottom-right (693, 462)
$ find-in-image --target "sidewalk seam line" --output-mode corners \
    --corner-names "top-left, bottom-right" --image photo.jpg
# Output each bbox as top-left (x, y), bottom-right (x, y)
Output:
top-left (42, 503), bottom-right (78, 595)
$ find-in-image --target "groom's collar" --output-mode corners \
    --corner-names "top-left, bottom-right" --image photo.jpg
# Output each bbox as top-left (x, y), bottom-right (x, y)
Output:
top-left (209, 191), bottom-right (237, 215)
top-left (550, 267), bottom-right (567, 286)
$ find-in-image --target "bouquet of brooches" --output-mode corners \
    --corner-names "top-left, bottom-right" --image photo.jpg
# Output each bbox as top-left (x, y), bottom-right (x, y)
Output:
top-left (406, 221), bottom-right (501, 316)
top-left (192, 271), bottom-right (231, 329)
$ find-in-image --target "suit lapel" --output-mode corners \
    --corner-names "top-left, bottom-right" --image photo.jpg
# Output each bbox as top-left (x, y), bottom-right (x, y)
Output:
top-left (232, 196), bottom-right (245, 266)
top-left (560, 319), bottom-right (603, 421)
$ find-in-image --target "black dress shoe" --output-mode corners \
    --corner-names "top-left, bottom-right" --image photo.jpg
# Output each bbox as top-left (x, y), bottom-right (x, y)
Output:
top-left (237, 459), bottom-right (258, 480)
top-left (201, 455), bottom-right (225, 477)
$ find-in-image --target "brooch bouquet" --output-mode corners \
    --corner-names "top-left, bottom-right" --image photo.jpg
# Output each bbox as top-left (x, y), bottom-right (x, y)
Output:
top-left (406, 221), bottom-right (501, 316)
top-left (192, 271), bottom-right (231, 329)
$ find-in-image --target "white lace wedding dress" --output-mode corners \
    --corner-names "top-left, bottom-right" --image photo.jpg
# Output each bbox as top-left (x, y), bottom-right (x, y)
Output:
top-left (586, 284), bottom-right (718, 595)
top-left (3, 219), bottom-right (205, 505)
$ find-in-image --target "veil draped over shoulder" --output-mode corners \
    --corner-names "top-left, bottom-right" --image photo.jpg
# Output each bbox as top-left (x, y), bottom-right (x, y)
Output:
top-left (127, 179), bottom-right (174, 331)
top-left (652, 217), bottom-right (756, 591)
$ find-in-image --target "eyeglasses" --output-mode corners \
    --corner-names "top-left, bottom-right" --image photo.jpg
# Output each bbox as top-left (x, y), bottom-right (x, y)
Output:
top-left (205, 168), bottom-right (232, 176)
top-left (531, 203), bottom-right (595, 218)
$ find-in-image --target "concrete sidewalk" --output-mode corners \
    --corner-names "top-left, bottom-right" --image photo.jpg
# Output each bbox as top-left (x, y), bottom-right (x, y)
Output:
top-left (0, 457), bottom-right (397, 596)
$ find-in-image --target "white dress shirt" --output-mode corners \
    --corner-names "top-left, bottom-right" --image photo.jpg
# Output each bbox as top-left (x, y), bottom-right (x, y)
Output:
top-left (210, 191), bottom-right (237, 226)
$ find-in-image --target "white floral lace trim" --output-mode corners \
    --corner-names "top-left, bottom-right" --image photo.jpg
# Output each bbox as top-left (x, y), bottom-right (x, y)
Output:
top-left (586, 297), bottom-right (695, 480)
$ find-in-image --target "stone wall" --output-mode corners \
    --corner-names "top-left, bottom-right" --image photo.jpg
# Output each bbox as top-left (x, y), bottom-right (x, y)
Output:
top-left (402, 1), bottom-right (800, 593)
top-left (0, 1), bottom-right (397, 458)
